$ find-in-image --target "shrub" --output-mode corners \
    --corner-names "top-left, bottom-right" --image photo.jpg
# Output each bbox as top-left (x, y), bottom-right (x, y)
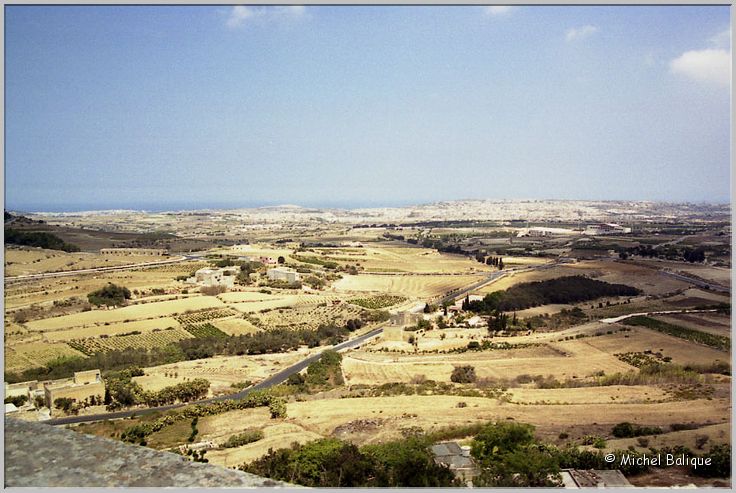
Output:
top-left (450, 366), bottom-right (477, 384)
top-left (87, 283), bottom-right (131, 307)
top-left (222, 430), bottom-right (265, 448)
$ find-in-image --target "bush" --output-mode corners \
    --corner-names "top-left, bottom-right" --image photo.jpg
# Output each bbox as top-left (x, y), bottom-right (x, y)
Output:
top-left (87, 283), bottom-right (131, 307)
top-left (450, 366), bottom-right (476, 384)
top-left (4, 395), bottom-right (28, 407)
top-left (611, 422), bottom-right (663, 438)
top-left (222, 430), bottom-right (265, 448)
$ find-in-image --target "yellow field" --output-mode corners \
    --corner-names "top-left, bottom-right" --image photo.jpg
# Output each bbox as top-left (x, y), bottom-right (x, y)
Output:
top-left (203, 421), bottom-right (322, 468)
top-left (5, 341), bottom-right (86, 373)
top-left (601, 423), bottom-right (730, 453)
top-left (4, 247), bottom-right (167, 277)
top-left (42, 317), bottom-right (182, 342)
top-left (4, 261), bottom-right (204, 310)
top-left (654, 313), bottom-right (731, 337)
top-left (333, 274), bottom-right (485, 298)
top-left (345, 246), bottom-right (488, 274)
top-left (25, 296), bottom-right (225, 331)
top-left (188, 392), bottom-right (730, 467)
top-left (475, 261), bottom-right (690, 296)
top-left (342, 343), bottom-right (632, 385)
top-left (213, 318), bottom-right (261, 336)
top-left (579, 326), bottom-right (730, 366)
top-left (506, 385), bottom-right (671, 404)
top-left (133, 349), bottom-right (320, 395)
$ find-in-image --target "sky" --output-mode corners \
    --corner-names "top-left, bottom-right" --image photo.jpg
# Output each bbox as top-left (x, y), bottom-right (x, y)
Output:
top-left (4, 5), bottom-right (732, 212)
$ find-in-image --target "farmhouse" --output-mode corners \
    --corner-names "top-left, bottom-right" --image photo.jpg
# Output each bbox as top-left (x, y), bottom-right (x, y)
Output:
top-left (44, 370), bottom-right (105, 413)
top-left (266, 267), bottom-right (300, 283)
top-left (186, 268), bottom-right (236, 288)
top-left (100, 248), bottom-right (168, 256)
top-left (430, 442), bottom-right (479, 485)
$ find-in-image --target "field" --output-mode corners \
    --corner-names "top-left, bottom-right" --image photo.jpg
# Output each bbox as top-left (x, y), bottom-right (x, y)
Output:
top-left (132, 349), bottom-right (321, 395)
top-left (42, 317), bottom-right (182, 342)
top-left (25, 296), bottom-right (226, 331)
top-left (4, 247), bottom-right (168, 277)
top-left (5, 209), bottom-right (732, 487)
top-left (564, 328), bottom-right (730, 367)
top-left (68, 327), bottom-right (193, 355)
top-left (475, 261), bottom-right (690, 296)
top-left (5, 341), bottom-right (86, 373)
top-left (250, 304), bottom-right (365, 331)
top-left (179, 392), bottom-right (730, 468)
top-left (302, 246), bottom-right (489, 274)
top-left (653, 312), bottom-right (731, 337)
top-left (333, 274), bottom-right (485, 298)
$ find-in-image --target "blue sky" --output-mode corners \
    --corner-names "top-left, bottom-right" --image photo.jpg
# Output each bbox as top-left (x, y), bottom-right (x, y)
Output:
top-left (5, 5), bottom-right (731, 211)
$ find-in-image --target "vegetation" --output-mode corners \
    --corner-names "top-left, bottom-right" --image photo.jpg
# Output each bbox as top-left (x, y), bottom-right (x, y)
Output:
top-left (87, 283), bottom-right (131, 307)
top-left (4, 395), bottom-right (28, 407)
top-left (623, 316), bottom-right (730, 351)
top-left (6, 318), bottom-right (367, 384)
top-left (466, 276), bottom-right (640, 313)
top-left (222, 430), bottom-right (264, 448)
top-left (119, 389), bottom-right (284, 445)
top-left (450, 365), bottom-right (476, 383)
top-left (240, 436), bottom-right (457, 487)
top-left (4, 228), bottom-right (80, 252)
top-left (471, 422), bottom-right (560, 487)
top-left (182, 323), bottom-right (229, 339)
top-left (349, 295), bottom-right (406, 309)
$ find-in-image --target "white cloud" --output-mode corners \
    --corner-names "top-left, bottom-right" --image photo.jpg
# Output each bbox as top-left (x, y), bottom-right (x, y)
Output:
top-left (226, 6), bottom-right (254, 29)
top-left (565, 25), bottom-right (598, 42)
top-left (484, 6), bottom-right (513, 16)
top-left (670, 48), bottom-right (730, 87)
top-left (225, 5), bottom-right (306, 29)
top-left (709, 28), bottom-right (731, 49)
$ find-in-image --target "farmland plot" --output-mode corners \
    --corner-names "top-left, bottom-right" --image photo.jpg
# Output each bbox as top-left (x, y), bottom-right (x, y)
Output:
top-left (6, 341), bottom-right (86, 371)
top-left (333, 274), bottom-right (485, 298)
top-left (251, 304), bottom-right (365, 331)
top-left (25, 296), bottom-right (226, 331)
top-left (43, 317), bottom-right (182, 342)
top-left (68, 327), bottom-right (193, 354)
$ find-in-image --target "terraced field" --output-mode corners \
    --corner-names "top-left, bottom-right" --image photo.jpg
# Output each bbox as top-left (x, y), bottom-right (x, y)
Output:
top-left (25, 296), bottom-right (226, 331)
top-left (250, 304), bottom-right (365, 331)
top-left (334, 274), bottom-right (485, 298)
top-left (68, 327), bottom-right (193, 354)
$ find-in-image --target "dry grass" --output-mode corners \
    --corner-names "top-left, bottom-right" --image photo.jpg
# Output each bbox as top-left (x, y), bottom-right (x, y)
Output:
top-left (601, 423), bottom-right (730, 453)
top-left (653, 313), bottom-right (731, 337)
top-left (4, 247), bottom-right (167, 277)
top-left (578, 326), bottom-right (730, 366)
top-left (333, 274), bottom-right (485, 298)
top-left (25, 296), bottom-right (225, 331)
top-left (41, 317), bottom-right (182, 341)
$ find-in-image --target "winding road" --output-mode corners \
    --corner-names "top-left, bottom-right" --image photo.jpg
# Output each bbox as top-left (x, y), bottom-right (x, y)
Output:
top-left (43, 262), bottom-right (549, 426)
top-left (44, 325), bottom-right (386, 426)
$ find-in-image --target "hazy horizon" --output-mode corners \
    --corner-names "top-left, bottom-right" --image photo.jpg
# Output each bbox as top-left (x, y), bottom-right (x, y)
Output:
top-left (8, 196), bottom-right (732, 215)
top-left (5, 5), bottom-right (731, 211)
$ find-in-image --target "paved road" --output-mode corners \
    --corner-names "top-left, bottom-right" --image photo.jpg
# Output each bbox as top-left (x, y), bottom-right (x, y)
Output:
top-left (659, 270), bottom-right (730, 294)
top-left (44, 325), bottom-right (386, 426)
top-left (44, 261), bottom-right (556, 426)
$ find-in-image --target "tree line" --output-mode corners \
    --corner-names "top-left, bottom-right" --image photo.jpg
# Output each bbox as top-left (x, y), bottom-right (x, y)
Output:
top-left (5, 228), bottom-right (80, 252)
top-left (464, 276), bottom-right (640, 313)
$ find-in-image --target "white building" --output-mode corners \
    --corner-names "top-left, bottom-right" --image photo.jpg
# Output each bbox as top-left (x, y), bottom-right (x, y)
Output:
top-left (267, 267), bottom-right (300, 283)
top-left (186, 268), bottom-right (236, 288)
top-left (516, 227), bottom-right (577, 237)
top-left (584, 223), bottom-right (632, 235)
